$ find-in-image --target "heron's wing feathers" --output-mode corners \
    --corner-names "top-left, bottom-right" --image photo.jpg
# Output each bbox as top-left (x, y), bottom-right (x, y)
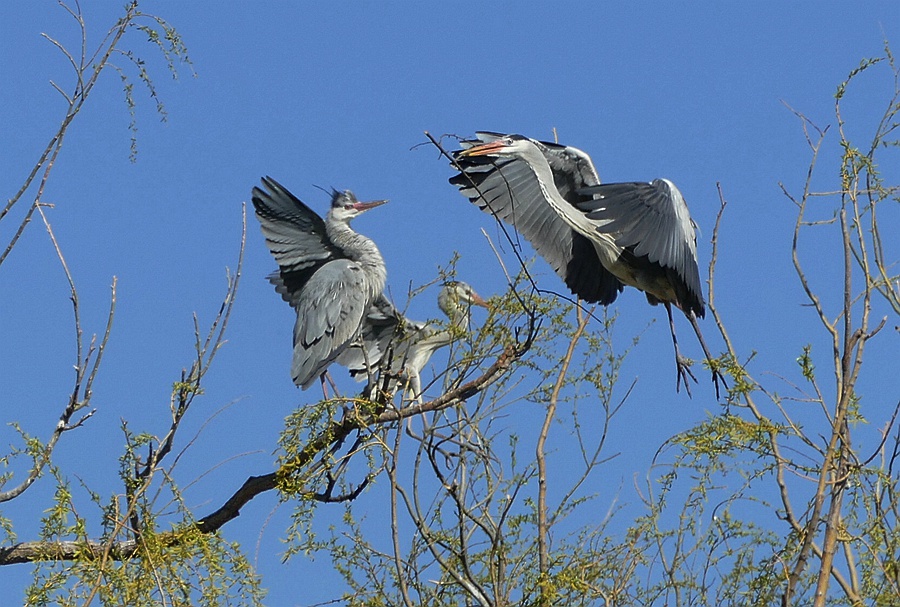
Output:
top-left (386, 317), bottom-right (436, 378)
top-left (267, 271), bottom-right (311, 308)
top-left (451, 136), bottom-right (622, 304)
top-left (563, 232), bottom-right (624, 305)
top-left (537, 145), bottom-right (626, 303)
top-left (336, 293), bottom-right (404, 380)
top-left (577, 179), bottom-right (703, 312)
top-left (541, 143), bottom-right (602, 195)
top-left (451, 150), bottom-right (571, 263)
top-left (252, 176), bottom-right (344, 306)
top-left (290, 260), bottom-right (371, 389)
top-left (369, 309), bottom-right (435, 372)
top-left (469, 131), bottom-right (505, 144)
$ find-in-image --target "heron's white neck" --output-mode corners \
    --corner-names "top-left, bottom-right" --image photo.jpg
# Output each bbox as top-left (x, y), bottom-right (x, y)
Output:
top-left (519, 142), bottom-right (621, 263)
top-left (521, 143), bottom-right (602, 238)
top-left (326, 219), bottom-right (387, 299)
top-left (411, 295), bottom-right (471, 358)
top-left (440, 300), bottom-right (472, 329)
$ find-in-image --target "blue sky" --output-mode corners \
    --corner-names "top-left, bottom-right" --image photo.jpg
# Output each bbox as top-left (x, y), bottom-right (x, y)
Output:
top-left (2, 2), bottom-right (899, 603)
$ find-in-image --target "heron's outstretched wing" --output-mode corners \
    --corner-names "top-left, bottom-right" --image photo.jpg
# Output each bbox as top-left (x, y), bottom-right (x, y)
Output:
top-left (450, 133), bottom-right (622, 304)
top-left (290, 259), bottom-right (372, 389)
top-left (577, 179), bottom-right (703, 316)
top-left (252, 176), bottom-right (344, 307)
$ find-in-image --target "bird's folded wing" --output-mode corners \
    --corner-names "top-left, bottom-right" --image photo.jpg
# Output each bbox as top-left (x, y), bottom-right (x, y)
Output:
top-left (335, 293), bottom-right (404, 379)
top-left (290, 260), bottom-right (370, 388)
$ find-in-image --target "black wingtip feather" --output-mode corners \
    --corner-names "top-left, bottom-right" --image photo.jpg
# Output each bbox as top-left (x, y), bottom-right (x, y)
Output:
top-left (565, 233), bottom-right (624, 305)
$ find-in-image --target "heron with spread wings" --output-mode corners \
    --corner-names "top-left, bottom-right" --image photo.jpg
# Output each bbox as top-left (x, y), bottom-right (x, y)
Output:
top-left (449, 132), bottom-right (723, 396)
top-left (252, 176), bottom-right (388, 390)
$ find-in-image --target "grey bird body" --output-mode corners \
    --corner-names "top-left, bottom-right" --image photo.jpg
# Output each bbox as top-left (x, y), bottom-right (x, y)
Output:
top-left (338, 281), bottom-right (488, 402)
top-left (252, 177), bottom-right (387, 389)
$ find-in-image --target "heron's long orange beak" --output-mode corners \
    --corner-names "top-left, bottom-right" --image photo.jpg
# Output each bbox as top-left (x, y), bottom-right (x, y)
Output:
top-left (457, 140), bottom-right (506, 158)
top-left (353, 199), bottom-right (388, 211)
top-left (470, 292), bottom-right (490, 309)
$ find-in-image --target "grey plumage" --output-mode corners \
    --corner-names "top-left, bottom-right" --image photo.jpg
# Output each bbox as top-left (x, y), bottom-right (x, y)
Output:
top-left (252, 176), bottom-right (388, 389)
top-left (450, 132), bottom-right (722, 396)
top-left (450, 133), bottom-right (623, 305)
top-left (577, 178), bottom-right (703, 318)
top-left (337, 281), bottom-right (489, 402)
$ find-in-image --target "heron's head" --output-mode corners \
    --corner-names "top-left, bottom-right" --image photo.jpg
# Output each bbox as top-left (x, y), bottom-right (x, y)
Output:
top-left (456, 134), bottom-right (531, 159)
top-left (438, 281), bottom-right (489, 319)
top-left (329, 189), bottom-right (388, 222)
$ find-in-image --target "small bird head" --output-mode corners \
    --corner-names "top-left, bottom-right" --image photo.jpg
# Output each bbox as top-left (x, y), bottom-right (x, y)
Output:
top-left (438, 281), bottom-right (489, 320)
top-left (456, 134), bottom-right (531, 159)
top-left (329, 189), bottom-right (388, 222)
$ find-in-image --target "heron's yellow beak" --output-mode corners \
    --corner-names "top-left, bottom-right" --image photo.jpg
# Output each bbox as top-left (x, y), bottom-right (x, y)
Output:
top-left (457, 140), bottom-right (506, 158)
top-left (353, 199), bottom-right (388, 212)
top-left (470, 293), bottom-right (490, 309)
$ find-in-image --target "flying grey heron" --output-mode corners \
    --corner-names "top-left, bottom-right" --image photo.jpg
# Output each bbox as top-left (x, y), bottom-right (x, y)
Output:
top-left (337, 281), bottom-right (489, 403)
top-left (449, 132), bottom-right (723, 396)
top-left (251, 176), bottom-right (388, 390)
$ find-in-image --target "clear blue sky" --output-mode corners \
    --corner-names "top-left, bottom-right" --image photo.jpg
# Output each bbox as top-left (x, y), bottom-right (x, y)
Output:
top-left (2, 2), bottom-right (898, 603)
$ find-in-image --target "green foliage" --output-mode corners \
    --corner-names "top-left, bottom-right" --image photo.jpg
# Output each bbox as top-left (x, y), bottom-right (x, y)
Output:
top-left (113, 4), bottom-right (194, 160)
top-left (797, 344), bottom-right (816, 381)
top-left (23, 429), bottom-right (265, 606)
top-left (619, 42), bottom-right (900, 606)
top-left (635, 415), bottom-right (803, 606)
top-left (670, 413), bottom-right (786, 461)
top-left (287, 278), bottom-right (639, 606)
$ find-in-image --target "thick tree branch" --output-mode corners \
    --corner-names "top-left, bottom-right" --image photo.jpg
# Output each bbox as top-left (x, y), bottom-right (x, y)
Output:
top-left (197, 341), bottom-right (525, 535)
top-left (0, 331), bottom-right (529, 566)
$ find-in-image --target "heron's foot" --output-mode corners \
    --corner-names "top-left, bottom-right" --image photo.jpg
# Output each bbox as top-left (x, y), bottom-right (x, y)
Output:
top-left (675, 354), bottom-right (698, 398)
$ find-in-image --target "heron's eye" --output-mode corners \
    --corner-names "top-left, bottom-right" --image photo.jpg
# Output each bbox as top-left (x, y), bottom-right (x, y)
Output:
top-left (344, 203), bottom-right (354, 210)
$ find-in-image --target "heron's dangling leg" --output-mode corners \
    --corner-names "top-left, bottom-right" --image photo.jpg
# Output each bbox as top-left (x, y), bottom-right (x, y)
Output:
top-left (319, 370), bottom-right (341, 401)
top-left (685, 312), bottom-right (727, 399)
top-left (359, 338), bottom-right (380, 402)
top-left (665, 302), bottom-right (697, 397)
top-left (405, 371), bottom-right (424, 406)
